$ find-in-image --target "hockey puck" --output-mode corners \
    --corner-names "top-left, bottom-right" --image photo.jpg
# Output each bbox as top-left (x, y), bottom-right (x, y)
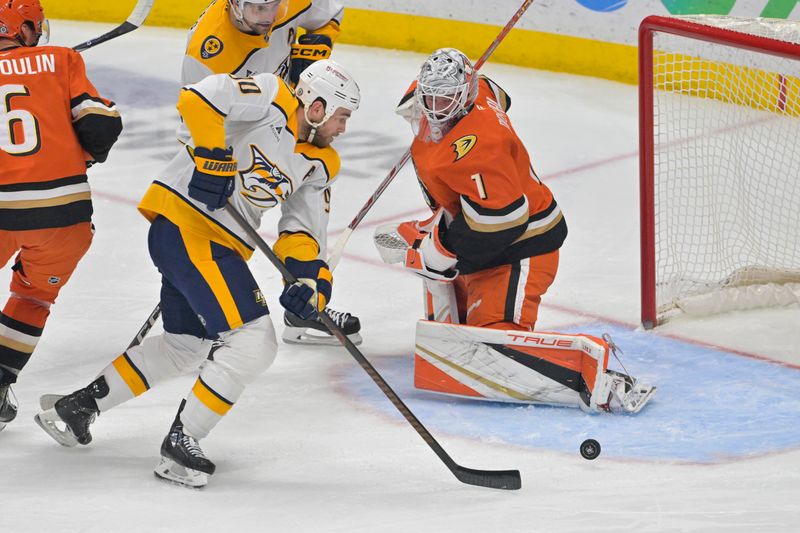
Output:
top-left (580, 439), bottom-right (601, 460)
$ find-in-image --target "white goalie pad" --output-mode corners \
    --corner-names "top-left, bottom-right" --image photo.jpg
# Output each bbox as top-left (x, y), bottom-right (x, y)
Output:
top-left (414, 321), bottom-right (656, 414)
top-left (423, 279), bottom-right (460, 324)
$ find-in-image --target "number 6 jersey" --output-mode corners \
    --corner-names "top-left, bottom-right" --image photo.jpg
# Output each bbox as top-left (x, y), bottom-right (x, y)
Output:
top-left (0, 46), bottom-right (122, 230)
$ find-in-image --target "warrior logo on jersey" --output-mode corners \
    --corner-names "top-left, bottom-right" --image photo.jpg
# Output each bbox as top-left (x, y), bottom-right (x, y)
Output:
top-left (201, 36), bottom-right (223, 59)
top-left (452, 135), bottom-right (478, 162)
top-left (239, 144), bottom-right (294, 209)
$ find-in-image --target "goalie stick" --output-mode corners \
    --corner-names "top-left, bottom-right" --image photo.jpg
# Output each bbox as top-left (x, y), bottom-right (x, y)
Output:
top-left (326, 0), bottom-right (537, 269)
top-left (225, 204), bottom-right (521, 490)
top-left (72, 0), bottom-right (155, 52)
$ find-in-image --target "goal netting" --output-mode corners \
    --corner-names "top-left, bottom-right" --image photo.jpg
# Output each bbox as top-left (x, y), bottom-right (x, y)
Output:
top-left (639, 15), bottom-right (800, 328)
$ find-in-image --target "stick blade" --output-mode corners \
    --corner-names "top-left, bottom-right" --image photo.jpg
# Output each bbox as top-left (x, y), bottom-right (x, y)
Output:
top-left (452, 465), bottom-right (522, 490)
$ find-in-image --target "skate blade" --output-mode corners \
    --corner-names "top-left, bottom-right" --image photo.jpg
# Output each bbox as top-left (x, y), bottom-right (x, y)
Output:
top-left (34, 409), bottom-right (79, 447)
top-left (0, 421), bottom-right (6, 433)
top-left (39, 393), bottom-right (65, 411)
top-left (154, 457), bottom-right (208, 488)
top-left (282, 326), bottom-right (363, 346)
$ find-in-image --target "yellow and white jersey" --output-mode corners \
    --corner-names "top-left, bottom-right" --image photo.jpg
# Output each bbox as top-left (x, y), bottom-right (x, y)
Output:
top-left (182, 0), bottom-right (343, 86)
top-left (138, 72), bottom-right (340, 260)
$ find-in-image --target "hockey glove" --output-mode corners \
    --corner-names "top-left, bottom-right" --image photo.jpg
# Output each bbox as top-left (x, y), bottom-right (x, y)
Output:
top-left (189, 147), bottom-right (237, 210)
top-left (279, 257), bottom-right (333, 320)
top-left (289, 34), bottom-right (332, 85)
top-left (403, 221), bottom-right (458, 281)
top-left (374, 209), bottom-right (458, 281)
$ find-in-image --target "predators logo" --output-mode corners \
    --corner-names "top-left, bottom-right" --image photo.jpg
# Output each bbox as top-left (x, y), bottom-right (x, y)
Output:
top-left (201, 36), bottom-right (223, 59)
top-left (239, 145), bottom-right (294, 209)
top-left (452, 135), bottom-right (477, 162)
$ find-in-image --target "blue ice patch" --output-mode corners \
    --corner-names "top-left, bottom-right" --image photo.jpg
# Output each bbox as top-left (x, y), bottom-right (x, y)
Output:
top-left (338, 323), bottom-right (800, 463)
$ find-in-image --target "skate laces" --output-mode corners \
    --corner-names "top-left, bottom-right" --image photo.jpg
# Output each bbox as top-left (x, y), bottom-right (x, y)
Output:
top-left (324, 308), bottom-right (352, 327)
top-left (179, 432), bottom-right (207, 459)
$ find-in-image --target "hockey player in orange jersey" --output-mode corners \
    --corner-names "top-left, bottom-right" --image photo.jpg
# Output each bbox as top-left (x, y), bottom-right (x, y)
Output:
top-left (375, 48), bottom-right (655, 414)
top-left (0, 0), bottom-right (122, 431)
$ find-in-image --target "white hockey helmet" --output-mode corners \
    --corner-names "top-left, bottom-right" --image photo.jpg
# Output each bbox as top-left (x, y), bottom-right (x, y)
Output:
top-left (295, 59), bottom-right (361, 127)
top-left (415, 48), bottom-right (478, 141)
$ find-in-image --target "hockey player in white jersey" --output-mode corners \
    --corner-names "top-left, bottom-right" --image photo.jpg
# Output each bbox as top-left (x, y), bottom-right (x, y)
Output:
top-left (35, 60), bottom-right (360, 488)
top-left (183, 0), bottom-right (362, 346)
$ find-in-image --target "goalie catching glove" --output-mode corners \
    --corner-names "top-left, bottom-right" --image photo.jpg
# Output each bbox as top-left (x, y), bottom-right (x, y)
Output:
top-left (289, 34), bottom-right (333, 85)
top-left (279, 257), bottom-right (333, 320)
top-left (189, 147), bottom-right (237, 210)
top-left (374, 209), bottom-right (458, 281)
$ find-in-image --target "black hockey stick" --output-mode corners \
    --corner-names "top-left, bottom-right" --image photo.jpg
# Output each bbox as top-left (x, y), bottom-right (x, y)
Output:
top-left (127, 303), bottom-right (161, 350)
top-left (72, 0), bottom-right (155, 52)
top-left (38, 303), bottom-right (162, 411)
top-left (326, 0), bottom-right (537, 269)
top-left (226, 205), bottom-right (521, 490)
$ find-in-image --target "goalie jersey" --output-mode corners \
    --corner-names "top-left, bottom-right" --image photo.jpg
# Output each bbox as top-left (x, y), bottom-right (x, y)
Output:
top-left (182, 0), bottom-right (344, 85)
top-left (138, 73), bottom-right (338, 260)
top-left (410, 76), bottom-right (568, 274)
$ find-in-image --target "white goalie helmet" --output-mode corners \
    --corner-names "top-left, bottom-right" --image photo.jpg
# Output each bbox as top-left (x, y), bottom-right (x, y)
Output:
top-left (415, 48), bottom-right (478, 142)
top-left (295, 59), bottom-right (361, 127)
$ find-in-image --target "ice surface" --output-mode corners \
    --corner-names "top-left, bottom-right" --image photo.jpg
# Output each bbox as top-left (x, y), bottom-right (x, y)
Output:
top-left (2, 20), bottom-right (799, 533)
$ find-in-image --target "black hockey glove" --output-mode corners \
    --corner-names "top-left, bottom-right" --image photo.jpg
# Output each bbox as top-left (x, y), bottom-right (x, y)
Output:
top-left (189, 147), bottom-right (237, 210)
top-left (279, 257), bottom-right (333, 320)
top-left (289, 33), bottom-right (332, 85)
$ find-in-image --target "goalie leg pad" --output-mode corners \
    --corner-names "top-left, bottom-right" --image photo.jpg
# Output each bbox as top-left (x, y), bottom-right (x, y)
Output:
top-left (414, 321), bottom-right (656, 414)
top-left (423, 279), bottom-right (460, 324)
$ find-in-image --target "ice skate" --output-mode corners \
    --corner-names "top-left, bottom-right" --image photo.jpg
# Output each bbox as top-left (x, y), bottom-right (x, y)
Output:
top-left (154, 408), bottom-right (215, 489)
top-left (606, 370), bottom-right (657, 414)
top-left (0, 377), bottom-right (18, 433)
top-left (282, 307), bottom-right (362, 346)
top-left (34, 377), bottom-right (107, 447)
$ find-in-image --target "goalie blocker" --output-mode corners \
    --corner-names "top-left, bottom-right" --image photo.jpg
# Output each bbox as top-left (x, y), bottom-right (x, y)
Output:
top-left (414, 321), bottom-right (655, 414)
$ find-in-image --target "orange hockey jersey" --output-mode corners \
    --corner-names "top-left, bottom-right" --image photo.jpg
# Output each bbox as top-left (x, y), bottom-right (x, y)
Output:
top-left (0, 45), bottom-right (122, 230)
top-left (409, 76), bottom-right (567, 274)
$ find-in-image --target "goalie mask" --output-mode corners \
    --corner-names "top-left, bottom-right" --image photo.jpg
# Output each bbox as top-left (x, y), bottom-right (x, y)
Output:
top-left (0, 0), bottom-right (49, 46)
top-left (415, 48), bottom-right (477, 143)
top-left (296, 59), bottom-right (360, 144)
top-left (229, 0), bottom-right (287, 37)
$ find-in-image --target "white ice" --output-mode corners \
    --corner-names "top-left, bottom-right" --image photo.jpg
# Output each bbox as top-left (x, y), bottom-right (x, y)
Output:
top-left (2, 20), bottom-right (799, 532)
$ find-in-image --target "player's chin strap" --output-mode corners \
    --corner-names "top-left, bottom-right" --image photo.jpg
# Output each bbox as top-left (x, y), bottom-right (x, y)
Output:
top-left (302, 114), bottom-right (326, 144)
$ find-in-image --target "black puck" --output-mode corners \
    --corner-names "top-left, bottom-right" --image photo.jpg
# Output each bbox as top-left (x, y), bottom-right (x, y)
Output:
top-left (580, 439), bottom-right (601, 460)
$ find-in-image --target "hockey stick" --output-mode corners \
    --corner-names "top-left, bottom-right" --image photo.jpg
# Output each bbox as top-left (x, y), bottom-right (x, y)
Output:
top-left (326, 0), bottom-right (537, 270)
top-left (126, 303), bottom-right (162, 350)
top-left (72, 0), bottom-right (155, 52)
top-left (38, 303), bottom-right (162, 411)
top-left (226, 204), bottom-right (521, 490)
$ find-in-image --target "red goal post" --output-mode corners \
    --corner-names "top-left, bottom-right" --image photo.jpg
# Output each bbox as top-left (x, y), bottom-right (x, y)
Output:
top-left (639, 15), bottom-right (800, 329)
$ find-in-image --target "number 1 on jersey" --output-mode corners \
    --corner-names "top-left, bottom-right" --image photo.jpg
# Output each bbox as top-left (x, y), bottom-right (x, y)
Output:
top-left (471, 173), bottom-right (488, 200)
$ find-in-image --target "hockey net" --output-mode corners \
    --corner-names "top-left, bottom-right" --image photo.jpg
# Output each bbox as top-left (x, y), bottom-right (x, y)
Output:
top-left (639, 15), bottom-right (800, 328)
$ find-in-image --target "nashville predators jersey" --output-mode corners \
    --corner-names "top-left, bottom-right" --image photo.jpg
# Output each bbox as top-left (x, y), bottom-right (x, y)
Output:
top-left (182, 0), bottom-right (343, 85)
top-left (410, 76), bottom-right (567, 274)
top-left (138, 72), bottom-right (339, 261)
top-left (0, 45), bottom-right (121, 231)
